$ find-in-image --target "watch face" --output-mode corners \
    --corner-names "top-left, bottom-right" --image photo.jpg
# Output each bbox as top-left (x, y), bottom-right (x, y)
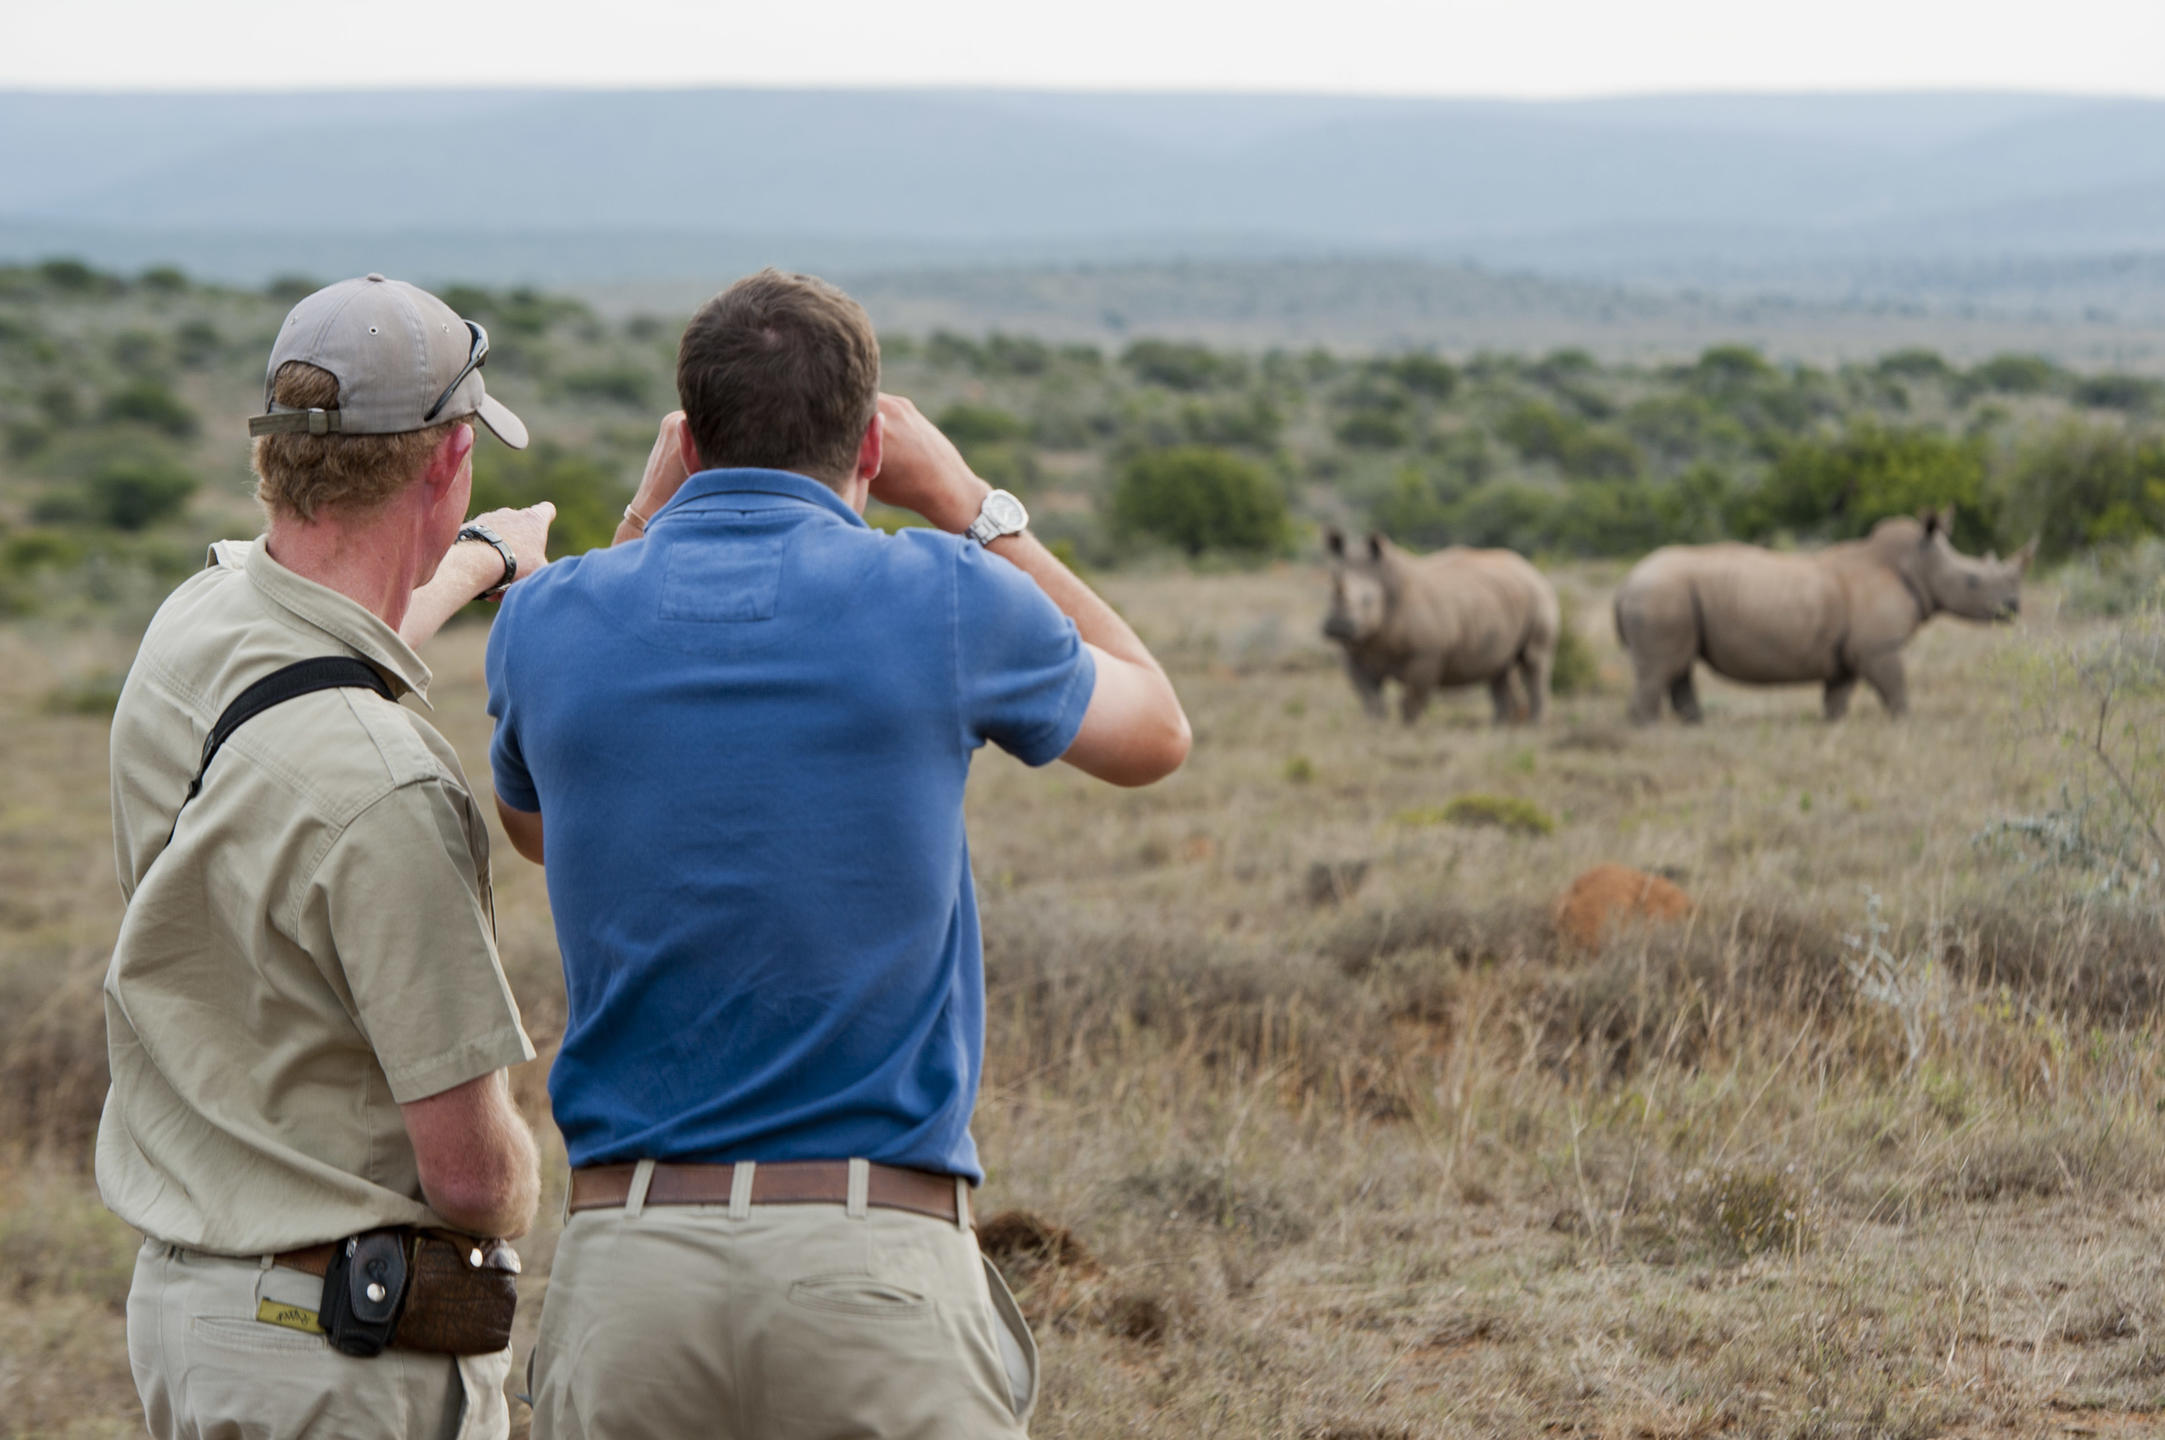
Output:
top-left (983, 491), bottom-right (1027, 532)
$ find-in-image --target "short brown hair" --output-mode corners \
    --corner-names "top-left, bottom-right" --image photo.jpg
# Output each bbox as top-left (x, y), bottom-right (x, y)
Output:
top-left (676, 270), bottom-right (880, 486)
top-left (251, 362), bottom-right (458, 521)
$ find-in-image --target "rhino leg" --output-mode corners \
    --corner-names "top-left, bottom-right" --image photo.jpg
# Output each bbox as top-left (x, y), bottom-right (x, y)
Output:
top-left (1342, 654), bottom-right (1388, 720)
top-left (1668, 671), bottom-right (1704, 724)
top-left (1823, 673), bottom-right (1858, 721)
top-left (1628, 669), bottom-right (1669, 726)
top-left (1517, 647), bottom-right (1554, 724)
top-left (1400, 678), bottom-right (1437, 726)
top-left (1487, 672), bottom-right (1520, 725)
top-left (1857, 651), bottom-right (1909, 718)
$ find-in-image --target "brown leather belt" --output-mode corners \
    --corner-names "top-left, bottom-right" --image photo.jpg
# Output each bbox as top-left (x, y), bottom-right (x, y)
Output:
top-left (567, 1161), bottom-right (966, 1222)
top-left (273, 1242), bottom-right (340, 1277)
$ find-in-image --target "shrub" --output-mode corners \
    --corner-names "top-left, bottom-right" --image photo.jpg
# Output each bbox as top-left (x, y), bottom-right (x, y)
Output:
top-left (981, 334), bottom-right (1051, 377)
top-left (174, 318), bottom-right (222, 369)
top-left (936, 402), bottom-right (1030, 448)
top-left (1440, 794), bottom-right (1556, 836)
top-left (1737, 421), bottom-right (1988, 543)
top-left (1692, 345), bottom-right (1774, 391)
top-left (1181, 393), bottom-right (1282, 450)
top-left (1549, 600), bottom-right (1600, 696)
top-left (100, 382), bottom-right (199, 439)
top-left (1968, 352), bottom-right (2063, 395)
top-left (1121, 339), bottom-right (1238, 392)
top-left (469, 444), bottom-right (630, 557)
top-left (86, 460), bottom-right (199, 531)
top-left (1335, 410), bottom-right (1410, 450)
top-left (263, 273), bottom-right (323, 305)
top-left (137, 265), bottom-right (189, 295)
top-left (1874, 348), bottom-right (1953, 382)
top-left (2075, 374), bottom-right (2164, 412)
top-left (1110, 446), bottom-right (1288, 556)
top-left (558, 365), bottom-right (650, 408)
top-left (36, 258), bottom-right (117, 295)
top-left (1497, 402), bottom-right (1640, 480)
top-left (1380, 353), bottom-right (1459, 399)
top-left (1993, 421), bottom-right (2165, 560)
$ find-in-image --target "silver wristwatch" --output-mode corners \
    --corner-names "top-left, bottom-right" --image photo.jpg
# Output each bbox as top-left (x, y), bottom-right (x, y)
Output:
top-left (964, 489), bottom-right (1028, 546)
top-left (457, 522), bottom-right (518, 599)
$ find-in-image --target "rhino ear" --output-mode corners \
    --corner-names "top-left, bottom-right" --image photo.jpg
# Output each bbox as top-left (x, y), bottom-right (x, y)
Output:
top-left (1921, 508), bottom-right (1944, 540)
top-left (1365, 532), bottom-right (1386, 563)
top-left (1325, 527), bottom-right (1345, 559)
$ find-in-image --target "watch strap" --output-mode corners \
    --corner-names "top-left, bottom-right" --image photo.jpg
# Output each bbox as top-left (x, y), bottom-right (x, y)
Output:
top-left (458, 523), bottom-right (518, 599)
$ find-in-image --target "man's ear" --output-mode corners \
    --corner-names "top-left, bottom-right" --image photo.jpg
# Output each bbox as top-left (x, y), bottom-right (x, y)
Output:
top-left (855, 410), bottom-right (884, 483)
top-left (675, 414), bottom-right (703, 475)
top-left (423, 421), bottom-right (475, 506)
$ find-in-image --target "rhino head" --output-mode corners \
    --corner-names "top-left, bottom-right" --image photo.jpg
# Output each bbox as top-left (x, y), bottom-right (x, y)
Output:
top-left (1322, 529), bottom-right (1393, 643)
top-left (1915, 506), bottom-right (2035, 622)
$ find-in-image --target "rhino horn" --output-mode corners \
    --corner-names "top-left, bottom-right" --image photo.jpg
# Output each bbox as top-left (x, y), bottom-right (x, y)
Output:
top-left (2014, 535), bottom-right (2039, 571)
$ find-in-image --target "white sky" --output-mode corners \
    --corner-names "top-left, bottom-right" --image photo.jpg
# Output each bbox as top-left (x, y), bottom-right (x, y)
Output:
top-left (9, 0), bottom-right (2165, 97)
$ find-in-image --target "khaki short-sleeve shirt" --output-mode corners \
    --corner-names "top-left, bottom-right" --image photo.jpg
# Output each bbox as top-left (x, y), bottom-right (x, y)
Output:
top-left (95, 540), bottom-right (534, 1255)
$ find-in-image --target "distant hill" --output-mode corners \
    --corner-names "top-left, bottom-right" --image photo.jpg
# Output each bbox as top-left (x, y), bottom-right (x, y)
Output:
top-left (7, 87), bottom-right (2165, 302)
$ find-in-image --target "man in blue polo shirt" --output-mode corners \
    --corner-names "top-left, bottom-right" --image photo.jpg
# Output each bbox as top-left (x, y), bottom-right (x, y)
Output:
top-left (485, 269), bottom-right (1189, 1439)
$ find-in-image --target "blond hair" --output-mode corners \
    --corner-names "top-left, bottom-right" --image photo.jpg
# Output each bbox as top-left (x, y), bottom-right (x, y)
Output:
top-left (250, 362), bottom-right (459, 521)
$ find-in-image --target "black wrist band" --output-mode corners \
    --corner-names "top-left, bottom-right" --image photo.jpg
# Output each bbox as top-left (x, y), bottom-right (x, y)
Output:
top-left (457, 523), bottom-right (518, 600)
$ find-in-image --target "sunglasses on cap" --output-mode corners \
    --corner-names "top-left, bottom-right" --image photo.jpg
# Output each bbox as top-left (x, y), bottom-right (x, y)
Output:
top-left (423, 320), bottom-right (490, 424)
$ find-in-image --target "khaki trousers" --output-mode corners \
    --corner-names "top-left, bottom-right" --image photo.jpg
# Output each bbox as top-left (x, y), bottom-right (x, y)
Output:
top-left (529, 1190), bottom-right (1038, 1439)
top-left (125, 1239), bottom-right (511, 1440)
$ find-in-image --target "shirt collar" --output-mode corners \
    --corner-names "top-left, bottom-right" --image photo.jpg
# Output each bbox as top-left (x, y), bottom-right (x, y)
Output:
top-left (240, 540), bottom-right (435, 705)
top-left (654, 468), bottom-right (868, 530)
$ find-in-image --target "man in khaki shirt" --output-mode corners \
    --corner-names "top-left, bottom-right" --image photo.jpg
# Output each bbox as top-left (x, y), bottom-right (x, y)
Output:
top-left (99, 275), bottom-right (556, 1440)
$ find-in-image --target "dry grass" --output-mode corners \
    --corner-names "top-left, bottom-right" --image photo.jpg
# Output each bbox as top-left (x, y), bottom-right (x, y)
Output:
top-left (4, 565), bottom-right (2165, 1438)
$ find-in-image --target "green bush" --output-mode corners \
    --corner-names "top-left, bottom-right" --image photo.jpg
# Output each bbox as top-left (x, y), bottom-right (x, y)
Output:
top-left (1549, 601), bottom-right (1600, 697)
top-left (936, 403), bottom-right (1030, 448)
top-left (1180, 393), bottom-right (1282, 450)
top-left (1497, 402), bottom-right (1640, 480)
top-left (1380, 353), bottom-right (1459, 399)
top-left (1993, 422), bottom-right (2165, 560)
top-left (1336, 410), bottom-right (1410, 450)
top-left (1968, 353), bottom-right (2063, 395)
top-left (469, 444), bottom-right (630, 557)
top-left (1737, 422), bottom-right (1988, 544)
top-left (1121, 340), bottom-right (1239, 392)
top-left (557, 365), bottom-right (651, 409)
top-left (100, 382), bottom-right (199, 439)
top-left (1111, 446), bottom-right (1288, 557)
top-left (86, 460), bottom-right (199, 531)
top-left (2074, 374), bottom-right (2163, 412)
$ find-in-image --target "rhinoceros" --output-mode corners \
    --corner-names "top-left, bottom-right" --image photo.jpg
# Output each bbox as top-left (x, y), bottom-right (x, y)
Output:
top-left (1322, 530), bottom-right (1561, 725)
top-left (1613, 508), bottom-right (2033, 724)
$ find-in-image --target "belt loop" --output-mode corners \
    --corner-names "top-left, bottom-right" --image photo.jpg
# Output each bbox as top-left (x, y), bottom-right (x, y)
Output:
top-left (845, 1158), bottom-right (870, 1220)
top-left (625, 1158), bottom-right (656, 1219)
top-left (955, 1176), bottom-right (971, 1231)
top-left (258, 1253), bottom-right (274, 1271)
top-left (728, 1161), bottom-right (756, 1220)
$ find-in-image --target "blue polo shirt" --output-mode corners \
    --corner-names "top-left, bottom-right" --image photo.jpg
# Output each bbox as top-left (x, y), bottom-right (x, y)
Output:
top-left (483, 469), bottom-right (1094, 1181)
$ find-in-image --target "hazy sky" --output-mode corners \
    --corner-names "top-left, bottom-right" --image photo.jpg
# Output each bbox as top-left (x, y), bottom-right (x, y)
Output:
top-left (11, 0), bottom-right (2165, 96)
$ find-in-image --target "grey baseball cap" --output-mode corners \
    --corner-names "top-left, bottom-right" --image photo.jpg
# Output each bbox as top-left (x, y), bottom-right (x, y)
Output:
top-left (247, 274), bottom-right (528, 448)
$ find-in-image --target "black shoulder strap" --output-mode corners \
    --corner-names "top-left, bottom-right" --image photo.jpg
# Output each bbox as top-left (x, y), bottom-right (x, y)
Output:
top-left (165, 657), bottom-right (395, 846)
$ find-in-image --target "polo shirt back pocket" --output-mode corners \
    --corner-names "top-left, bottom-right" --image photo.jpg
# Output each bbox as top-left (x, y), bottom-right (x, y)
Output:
top-left (659, 530), bottom-right (789, 623)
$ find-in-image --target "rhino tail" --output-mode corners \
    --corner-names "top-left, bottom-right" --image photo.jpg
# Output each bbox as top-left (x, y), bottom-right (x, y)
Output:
top-left (1612, 591), bottom-right (1631, 651)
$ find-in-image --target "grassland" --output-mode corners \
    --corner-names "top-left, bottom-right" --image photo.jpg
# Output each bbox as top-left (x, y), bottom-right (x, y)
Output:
top-left (4, 560), bottom-right (2162, 1439)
